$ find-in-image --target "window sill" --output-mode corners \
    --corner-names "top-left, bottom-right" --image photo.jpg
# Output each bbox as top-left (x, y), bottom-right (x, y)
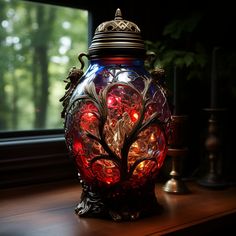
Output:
top-left (0, 133), bottom-right (77, 188)
top-left (0, 181), bottom-right (235, 235)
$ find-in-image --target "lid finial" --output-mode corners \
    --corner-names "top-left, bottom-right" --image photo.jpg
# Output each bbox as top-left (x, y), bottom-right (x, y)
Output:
top-left (115, 8), bottom-right (122, 20)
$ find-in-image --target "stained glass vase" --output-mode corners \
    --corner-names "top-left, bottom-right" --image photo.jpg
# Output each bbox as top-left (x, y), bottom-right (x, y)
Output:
top-left (60, 9), bottom-right (171, 221)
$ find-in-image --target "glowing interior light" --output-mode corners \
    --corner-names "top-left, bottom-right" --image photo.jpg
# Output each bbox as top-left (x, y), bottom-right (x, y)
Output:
top-left (73, 140), bottom-right (83, 153)
top-left (84, 112), bottom-right (95, 121)
top-left (130, 110), bottom-right (139, 122)
top-left (107, 96), bottom-right (114, 106)
top-left (107, 95), bottom-right (122, 109)
top-left (139, 161), bottom-right (145, 169)
top-left (115, 97), bottom-right (121, 102)
top-left (88, 112), bottom-right (94, 117)
top-left (131, 141), bottom-right (140, 153)
top-left (132, 142), bottom-right (139, 148)
top-left (133, 161), bottom-right (146, 177)
top-left (150, 133), bottom-right (156, 142)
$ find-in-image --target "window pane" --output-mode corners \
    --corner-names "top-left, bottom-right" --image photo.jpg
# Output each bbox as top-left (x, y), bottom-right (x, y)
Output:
top-left (0, 0), bottom-right (88, 131)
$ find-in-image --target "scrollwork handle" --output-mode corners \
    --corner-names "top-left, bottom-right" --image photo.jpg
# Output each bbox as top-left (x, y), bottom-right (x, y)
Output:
top-left (59, 52), bottom-right (89, 119)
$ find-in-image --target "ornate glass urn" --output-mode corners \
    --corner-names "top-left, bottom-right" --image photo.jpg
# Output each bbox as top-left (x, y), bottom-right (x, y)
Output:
top-left (60, 9), bottom-right (171, 221)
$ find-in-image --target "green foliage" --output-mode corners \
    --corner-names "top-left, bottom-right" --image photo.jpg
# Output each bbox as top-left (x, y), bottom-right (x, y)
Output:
top-left (163, 13), bottom-right (202, 39)
top-left (145, 12), bottom-right (208, 81)
top-left (0, 0), bottom-right (88, 131)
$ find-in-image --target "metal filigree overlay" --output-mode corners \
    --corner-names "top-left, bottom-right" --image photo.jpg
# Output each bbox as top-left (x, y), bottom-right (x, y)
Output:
top-left (96, 8), bottom-right (140, 33)
top-left (64, 68), bottom-right (170, 220)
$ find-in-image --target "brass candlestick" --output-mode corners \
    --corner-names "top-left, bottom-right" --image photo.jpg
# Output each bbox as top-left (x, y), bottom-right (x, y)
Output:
top-left (163, 115), bottom-right (189, 194)
top-left (198, 108), bottom-right (227, 188)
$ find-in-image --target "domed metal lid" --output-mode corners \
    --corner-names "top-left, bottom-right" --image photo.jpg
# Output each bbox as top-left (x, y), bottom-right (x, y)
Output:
top-left (88, 8), bottom-right (146, 58)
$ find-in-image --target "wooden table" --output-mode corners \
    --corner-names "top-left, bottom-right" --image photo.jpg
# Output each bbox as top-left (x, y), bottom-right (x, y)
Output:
top-left (0, 180), bottom-right (235, 236)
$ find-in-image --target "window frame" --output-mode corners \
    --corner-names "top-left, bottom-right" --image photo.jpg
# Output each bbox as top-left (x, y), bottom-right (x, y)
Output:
top-left (0, 0), bottom-right (92, 188)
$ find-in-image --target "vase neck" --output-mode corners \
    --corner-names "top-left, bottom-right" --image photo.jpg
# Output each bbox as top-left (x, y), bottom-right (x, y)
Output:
top-left (90, 57), bottom-right (144, 67)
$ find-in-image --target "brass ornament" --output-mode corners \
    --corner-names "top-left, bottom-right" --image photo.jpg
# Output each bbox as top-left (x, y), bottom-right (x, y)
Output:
top-left (88, 8), bottom-right (145, 58)
top-left (96, 8), bottom-right (140, 33)
top-left (59, 53), bottom-right (88, 118)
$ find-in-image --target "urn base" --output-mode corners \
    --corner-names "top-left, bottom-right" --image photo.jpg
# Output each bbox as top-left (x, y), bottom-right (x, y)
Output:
top-left (75, 181), bottom-right (162, 221)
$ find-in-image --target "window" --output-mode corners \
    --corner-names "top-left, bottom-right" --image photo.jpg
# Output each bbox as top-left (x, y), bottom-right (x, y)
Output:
top-left (0, 0), bottom-right (89, 188)
top-left (0, 0), bottom-right (88, 132)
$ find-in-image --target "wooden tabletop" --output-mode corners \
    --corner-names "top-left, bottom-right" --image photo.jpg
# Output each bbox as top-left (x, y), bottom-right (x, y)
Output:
top-left (0, 180), bottom-right (236, 236)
